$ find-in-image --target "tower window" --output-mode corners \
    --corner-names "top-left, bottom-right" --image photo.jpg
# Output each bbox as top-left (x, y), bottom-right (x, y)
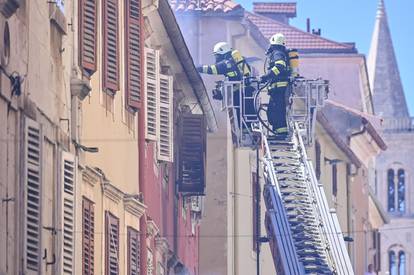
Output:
top-left (387, 168), bottom-right (406, 214)
top-left (387, 169), bottom-right (395, 212)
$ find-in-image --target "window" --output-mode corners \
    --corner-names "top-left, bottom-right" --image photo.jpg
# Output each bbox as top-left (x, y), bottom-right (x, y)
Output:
top-left (398, 251), bottom-right (405, 275)
top-left (332, 164), bottom-right (338, 197)
top-left (24, 118), bottom-right (42, 272)
top-left (178, 114), bottom-right (207, 194)
top-left (252, 172), bottom-right (260, 252)
top-left (144, 48), bottom-right (159, 141)
top-left (373, 230), bottom-right (381, 271)
top-left (147, 249), bottom-right (154, 275)
top-left (82, 197), bottom-right (95, 275)
top-left (157, 74), bottom-right (173, 162)
top-left (387, 168), bottom-right (406, 213)
top-left (79, 0), bottom-right (97, 76)
top-left (61, 153), bottom-right (75, 274)
top-left (144, 48), bottom-right (174, 162)
top-left (389, 249), bottom-right (406, 275)
top-left (397, 169), bottom-right (405, 212)
top-left (315, 140), bottom-right (321, 180)
top-left (105, 211), bottom-right (119, 275)
top-left (102, 0), bottom-right (119, 92)
top-left (388, 169), bottom-right (395, 212)
top-left (389, 251), bottom-right (397, 275)
top-left (125, 0), bottom-right (143, 110)
top-left (127, 227), bottom-right (140, 275)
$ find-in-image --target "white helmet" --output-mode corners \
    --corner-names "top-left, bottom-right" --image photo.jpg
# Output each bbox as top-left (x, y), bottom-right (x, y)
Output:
top-left (269, 33), bottom-right (286, 46)
top-left (213, 42), bottom-right (232, 55)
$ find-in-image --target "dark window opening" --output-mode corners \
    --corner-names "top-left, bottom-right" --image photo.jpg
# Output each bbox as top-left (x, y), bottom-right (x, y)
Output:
top-left (387, 169), bottom-right (395, 212)
top-left (315, 140), bottom-right (321, 180)
top-left (397, 169), bottom-right (405, 213)
top-left (332, 163), bottom-right (337, 197)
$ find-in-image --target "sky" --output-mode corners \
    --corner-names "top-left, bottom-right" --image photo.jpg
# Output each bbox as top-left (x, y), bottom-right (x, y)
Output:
top-left (237, 0), bottom-right (414, 115)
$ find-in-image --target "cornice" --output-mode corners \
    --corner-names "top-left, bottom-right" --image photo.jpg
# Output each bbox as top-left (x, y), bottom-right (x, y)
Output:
top-left (101, 181), bottom-right (124, 204)
top-left (123, 195), bottom-right (147, 218)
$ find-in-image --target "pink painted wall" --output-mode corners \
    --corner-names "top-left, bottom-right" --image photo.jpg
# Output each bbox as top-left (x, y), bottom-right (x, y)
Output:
top-left (143, 142), bottom-right (199, 274)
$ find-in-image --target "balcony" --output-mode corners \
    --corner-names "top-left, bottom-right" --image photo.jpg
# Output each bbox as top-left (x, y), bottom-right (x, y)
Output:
top-left (382, 117), bottom-right (414, 133)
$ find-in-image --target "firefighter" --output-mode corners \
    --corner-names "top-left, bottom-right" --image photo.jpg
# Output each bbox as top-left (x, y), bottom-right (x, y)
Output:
top-left (197, 42), bottom-right (250, 83)
top-left (197, 42), bottom-right (254, 127)
top-left (260, 33), bottom-right (290, 137)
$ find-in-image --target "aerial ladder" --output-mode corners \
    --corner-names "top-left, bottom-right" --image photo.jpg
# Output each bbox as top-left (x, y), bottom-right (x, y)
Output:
top-left (216, 77), bottom-right (354, 275)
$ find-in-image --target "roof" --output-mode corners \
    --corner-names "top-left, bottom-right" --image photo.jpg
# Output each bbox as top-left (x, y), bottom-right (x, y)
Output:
top-left (253, 2), bottom-right (296, 17)
top-left (367, 0), bottom-right (409, 118)
top-left (169, 0), bottom-right (242, 13)
top-left (323, 100), bottom-right (387, 150)
top-left (246, 12), bottom-right (357, 53)
top-left (317, 112), bottom-right (362, 168)
top-left (158, 0), bottom-right (218, 131)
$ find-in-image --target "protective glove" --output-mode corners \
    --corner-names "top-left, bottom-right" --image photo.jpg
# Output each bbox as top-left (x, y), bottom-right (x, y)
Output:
top-left (259, 75), bottom-right (267, 84)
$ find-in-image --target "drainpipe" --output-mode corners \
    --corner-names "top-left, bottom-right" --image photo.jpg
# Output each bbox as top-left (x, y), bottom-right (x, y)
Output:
top-left (139, 108), bottom-right (148, 275)
top-left (346, 163), bottom-right (352, 253)
top-left (139, 4), bottom-right (147, 270)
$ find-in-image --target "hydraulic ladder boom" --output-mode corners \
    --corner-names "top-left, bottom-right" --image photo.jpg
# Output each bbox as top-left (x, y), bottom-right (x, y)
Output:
top-left (259, 122), bottom-right (354, 275)
top-left (217, 77), bottom-right (354, 274)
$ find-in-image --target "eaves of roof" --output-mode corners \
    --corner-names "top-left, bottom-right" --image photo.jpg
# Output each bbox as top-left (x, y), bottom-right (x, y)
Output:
top-left (317, 112), bottom-right (362, 168)
top-left (325, 100), bottom-right (387, 150)
top-left (159, 0), bottom-right (218, 131)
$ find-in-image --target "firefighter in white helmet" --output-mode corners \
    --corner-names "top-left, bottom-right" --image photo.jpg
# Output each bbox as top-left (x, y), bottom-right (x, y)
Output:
top-left (197, 42), bottom-right (251, 84)
top-left (197, 42), bottom-right (254, 127)
top-left (260, 33), bottom-right (290, 137)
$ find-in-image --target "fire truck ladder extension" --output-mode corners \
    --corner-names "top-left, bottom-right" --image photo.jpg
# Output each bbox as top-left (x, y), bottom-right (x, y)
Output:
top-left (260, 123), bottom-right (354, 275)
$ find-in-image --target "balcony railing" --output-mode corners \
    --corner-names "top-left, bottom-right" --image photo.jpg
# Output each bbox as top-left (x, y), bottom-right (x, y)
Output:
top-left (382, 117), bottom-right (414, 133)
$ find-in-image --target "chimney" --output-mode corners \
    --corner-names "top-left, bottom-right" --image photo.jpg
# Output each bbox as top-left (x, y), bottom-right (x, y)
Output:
top-left (253, 2), bottom-right (297, 24)
top-left (312, 28), bottom-right (321, 36)
top-left (306, 18), bottom-right (310, 33)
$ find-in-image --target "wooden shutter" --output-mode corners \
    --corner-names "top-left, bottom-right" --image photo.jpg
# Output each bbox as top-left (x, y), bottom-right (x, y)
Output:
top-left (157, 74), bottom-right (173, 162)
top-left (79, 0), bottom-right (97, 75)
top-left (82, 197), bottom-right (95, 275)
top-left (147, 249), bottom-right (154, 275)
top-left (61, 152), bottom-right (76, 274)
top-left (102, 0), bottom-right (119, 92)
top-left (178, 114), bottom-right (206, 194)
top-left (105, 211), bottom-right (119, 275)
top-left (144, 48), bottom-right (159, 141)
top-left (24, 118), bottom-right (42, 271)
top-left (127, 227), bottom-right (140, 275)
top-left (125, 0), bottom-right (143, 110)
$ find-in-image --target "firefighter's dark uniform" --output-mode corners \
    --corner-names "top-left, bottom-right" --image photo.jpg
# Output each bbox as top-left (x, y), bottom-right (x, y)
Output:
top-left (261, 46), bottom-right (289, 135)
top-left (197, 52), bottom-right (253, 126)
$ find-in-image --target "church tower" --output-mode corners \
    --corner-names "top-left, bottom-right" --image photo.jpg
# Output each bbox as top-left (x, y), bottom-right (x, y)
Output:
top-left (367, 0), bottom-right (409, 118)
top-left (368, 1), bottom-right (414, 274)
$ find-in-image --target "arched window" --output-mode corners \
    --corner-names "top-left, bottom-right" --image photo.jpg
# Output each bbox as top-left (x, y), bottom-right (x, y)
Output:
top-left (389, 251), bottom-right (397, 275)
top-left (397, 169), bottom-right (405, 213)
top-left (388, 169), bottom-right (395, 212)
top-left (398, 251), bottom-right (405, 275)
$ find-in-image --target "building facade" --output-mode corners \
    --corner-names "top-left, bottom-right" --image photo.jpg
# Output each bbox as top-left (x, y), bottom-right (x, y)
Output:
top-left (1, 0), bottom-right (213, 274)
top-left (367, 1), bottom-right (414, 274)
top-left (0, 1), bottom-right (76, 274)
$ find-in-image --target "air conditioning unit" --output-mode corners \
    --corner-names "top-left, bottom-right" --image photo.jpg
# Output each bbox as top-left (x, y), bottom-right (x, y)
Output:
top-left (190, 196), bottom-right (202, 213)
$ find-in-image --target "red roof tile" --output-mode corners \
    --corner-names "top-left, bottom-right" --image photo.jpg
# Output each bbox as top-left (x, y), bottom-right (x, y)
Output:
top-left (169, 0), bottom-right (242, 13)
top-left (246, 12), bottom-right (356, 52)
top-left (253, 2), bottom-right (296, 16)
